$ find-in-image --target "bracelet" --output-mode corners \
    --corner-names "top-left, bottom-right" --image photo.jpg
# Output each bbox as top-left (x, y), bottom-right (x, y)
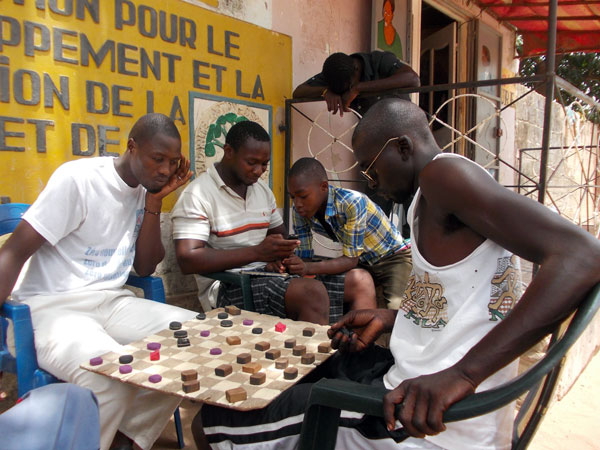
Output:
top-left (321, 88), bottom-right (328, 97)
top-left (144, 207), bottom-right (160, 216)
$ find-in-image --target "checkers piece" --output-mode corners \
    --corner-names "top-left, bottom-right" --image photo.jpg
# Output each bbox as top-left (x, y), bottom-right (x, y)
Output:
top-left (250, 372), bottom-right (266, 385)
top-left (318, 342), bottom-right (331, 354)
top-left (220, 320), bottom-right (233, 328)
top-left (196, 313), bottom-right (206, 320)
top-left (284, 339), bottom-right (296, 349)
top-left (183, 380), bottom-right (200, 393)
top-left (217, 312), bottom-right (228, 319)
top-left (225, 305), bottom-right (241, 315)
top-left (215, 364), bottom-right (233, 377)
top-left (148, 374), bottom-right (162, 383)
top-left (292, 345), bottom-right (306, 356)
top-left (119, 365), bottom-right (132, 374)
top-left (303, 327), bottom-right (315, 337)
top-left (226, 336), bottom-right (241, 345)
top-left (89, 356), bottom-right (103, 366)
top-left (150, 350), bottom-right (160, 361)
top-left (275, 322), bottom-right (286, 332)
top-left (242, 319), bottom-right (254, 326)
top-left (301, 353), bottom-right (316, 365)
top-left (283, 367), bottom-right (298, 380)
top-left (275, 357), bottom-right (289, 369)
top-left (266, 349), bottom-right (281, 360)
top-left (210, 347), bottom-right (222, 356)
top-left (177, 338), bottom-right (190, 348)
top-left (200, 330), bottom-right (210, 337)
top-left (174, 330), bottom-right (188, 338)
top-left (119, 355), bottom-right (133, 364)
top-left (181, 369), bottom-right (198, 382)
top-left (226, 387), bottom-right (247, 403)
top-left (169, 321), bottom-right (182, 330)
top-left (255, 341), bottom-right (270, 351)
top-left (242, 362), bottom-right (262, 374)
top-left (237, 353), bottom-right (251, 364)
top-left (146, 342), bottom-right (161, 351)
top-left (251, 327), bottom-right (263, 335)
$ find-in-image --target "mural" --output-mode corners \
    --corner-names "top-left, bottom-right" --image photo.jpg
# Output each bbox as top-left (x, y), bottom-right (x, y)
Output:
top-left (372, 0), bottom-right (409, 63)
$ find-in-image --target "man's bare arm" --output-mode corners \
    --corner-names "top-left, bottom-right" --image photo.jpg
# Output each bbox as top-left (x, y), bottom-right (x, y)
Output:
top-left (355, 65), bottom-right (420, 94)
top-left (292, 83), bottom-right (327, 99)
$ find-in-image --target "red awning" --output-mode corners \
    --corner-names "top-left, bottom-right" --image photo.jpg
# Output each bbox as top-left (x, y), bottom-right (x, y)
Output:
top-left (472, 0), bottom-right (600, 56)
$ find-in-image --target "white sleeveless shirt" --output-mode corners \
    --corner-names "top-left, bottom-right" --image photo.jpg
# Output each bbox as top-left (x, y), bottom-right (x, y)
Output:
top-left (383, 153), bottom-right (522, 450)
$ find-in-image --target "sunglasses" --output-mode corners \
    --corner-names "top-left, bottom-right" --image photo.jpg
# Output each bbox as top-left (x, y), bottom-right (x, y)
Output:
top-left (360, 137), bottom-right (399, 184)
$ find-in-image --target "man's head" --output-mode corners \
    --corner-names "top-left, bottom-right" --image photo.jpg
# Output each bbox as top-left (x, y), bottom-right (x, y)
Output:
top-left (127, 113), bottom-right (182, 193)
top-left (352, 99), bottom-right (439, 204)
top-left (222, 120), bottom-right (271, 186)
top-left (322, 52), bottom-right (361, 95)
top-left (288, 158), bottom-right (329, 219)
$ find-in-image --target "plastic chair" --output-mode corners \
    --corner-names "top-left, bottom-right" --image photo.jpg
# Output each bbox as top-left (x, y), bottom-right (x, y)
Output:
top-left (205, 271), bottom-right (255, 311)
top-left (0, 204), bottom-right (185, 448)
top-left (298, 282), bottom-right (600, 450)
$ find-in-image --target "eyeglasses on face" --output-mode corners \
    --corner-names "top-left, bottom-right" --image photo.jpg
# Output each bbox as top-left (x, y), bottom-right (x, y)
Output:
top-left (360, 136), bottom-right (399, 184)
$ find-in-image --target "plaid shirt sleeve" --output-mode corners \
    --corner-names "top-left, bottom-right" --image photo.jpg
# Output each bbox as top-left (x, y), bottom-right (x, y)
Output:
top-left (292, 208), bottom-right (314, 259)
top-left (338, 194), bottom-right (367, 258)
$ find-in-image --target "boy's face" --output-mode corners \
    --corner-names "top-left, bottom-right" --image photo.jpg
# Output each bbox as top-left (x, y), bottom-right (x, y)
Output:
top-left (288, 176), bottom-right (328, 218)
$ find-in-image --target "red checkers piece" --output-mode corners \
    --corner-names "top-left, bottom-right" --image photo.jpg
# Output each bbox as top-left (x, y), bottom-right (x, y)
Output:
top-left (150, 350), bottom-right (160, 361)
top-left (275, 322), bottom-right (286, 332)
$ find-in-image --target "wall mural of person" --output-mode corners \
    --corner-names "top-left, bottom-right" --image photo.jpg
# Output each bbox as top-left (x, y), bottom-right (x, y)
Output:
top-left (377, 0), bottom-right (403, 60)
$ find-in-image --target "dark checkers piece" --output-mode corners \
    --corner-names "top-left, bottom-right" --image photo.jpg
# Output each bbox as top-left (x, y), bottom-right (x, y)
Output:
top-left (318, 342), bottom-right (331, 353)
top-left (301, 353), bottom-right (316, 364)
top-left (119, 355), bottom-right (133, 364)
top-left (148, 374), bottom-right (162, 383)
top-left (255, 341), bottom-right (270, 351)
top-left (196, 313), bottom-right (206, 320)
top-left (220, 320), bottom-right (233, 328)
top-left (266, 349), bottom-right (281, 360)
top-left (275, 357), bottom-right (289, 369)
top-left (339, 327), bottom-right (354, 338)
top-left (210, 348), bottom-right (222, 355)
top-left (303, 327), bottom-right (315, 337)
top-left (169, 321), bottom-right (182, 330)
top-left (284, 338), bottom-right (296, 349)
top-left (237, 353), bottom-right (251, 364)
top-left (283, 367), bottom-right (298, 380)
top-left (181, 369), bottom-right (198, 382)
top-left (215, 364), bottom-right (233, 377)
top-left (292, 345), bottom-right (306, 356)
top-left (225, 305), bottom-right (241, 316)
top-left (200, 330), bottom-right (210, 337)
top-left (217, 312), bottom-right (228, 319)
top-left (242, 362), bottom-right (262, 374)
top-left (177, 338), bottom-right (190, 348)
top-left (183, 380), bottom-right (199, 393)
top-left (146, 342), bottom-right (161, 351)
top-left (119, 365), bottom-right (132, 374)
top-left (250, 372), bottom-right (266, 385)
top-left (174, 330), bottom-right (188, 338)
top-left (89, 356), bottom-right (103, 366)
top-left (251, 327), bottom-right (263, 335)
top-left (242, 319), bottom-right (254, 326)
top-left (226, 336), bottom-right (241, 345)
top-left (226, 387), bottom-right (247, 403)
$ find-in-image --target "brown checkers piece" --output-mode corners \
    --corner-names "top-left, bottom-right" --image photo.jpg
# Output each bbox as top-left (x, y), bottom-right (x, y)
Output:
top-left (275, 357), bottom-right (289, 369)
top-left (303, 327), bottom-right (315, 337)
top-left (250, 372), bottom-right (266, 385)
top-left (265, 349), bottom-right (281, 360)
top-left (237, 353), bottom-right (251, 364)
top-left (181, 369), bottom-right (198, 382)
top-left (318, 342), bottom-right (331, 353)
top-left (242, 362), bottom-right (262, 374)
top-left (226, 336), bottom-right (241, 345)
top-left (292, 345), bottom-right (306, 356)
top-left (225, 305), bottom-right (241, 315)
top-left (226, 387), bottom-right (247, 403)
top-left (284, 338), bottom-right (296, 349)
top-left (301, 353), bottom-right (316, 364)
top-left (182, 380), bottom-right (199, 393)
top-left (255, 341), bottom-right (270, 351)
top-left (283, 367), bottom-right (298, 380)
top-left (215, 364), bottom-right (233, 377)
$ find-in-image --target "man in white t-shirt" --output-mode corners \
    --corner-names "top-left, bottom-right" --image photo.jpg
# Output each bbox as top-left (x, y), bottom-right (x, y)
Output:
top-left (0, 113), bottom-right (197, 450)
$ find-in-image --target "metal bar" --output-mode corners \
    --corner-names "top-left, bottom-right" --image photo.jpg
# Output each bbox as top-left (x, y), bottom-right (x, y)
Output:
top-left (482, 0), bottom-right (600, 6)
top-left (284, 99), bottom-right (292, 231)
top-left (537, 0), bottom-right (558, 206)
top-left (555, 76), bottom-right (600, 111)
top-left (500, 15), bottom-right (600, 21)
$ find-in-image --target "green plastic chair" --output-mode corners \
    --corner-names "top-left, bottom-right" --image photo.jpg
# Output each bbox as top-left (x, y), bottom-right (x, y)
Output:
top-left (299, 282), bottom-right (600, 450)
top-left (204, 271), bottom-right (255, 311)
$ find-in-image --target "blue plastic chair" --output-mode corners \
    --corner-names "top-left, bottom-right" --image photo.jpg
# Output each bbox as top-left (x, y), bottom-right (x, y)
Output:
top-left (0, 203), bottom-right (185, 448)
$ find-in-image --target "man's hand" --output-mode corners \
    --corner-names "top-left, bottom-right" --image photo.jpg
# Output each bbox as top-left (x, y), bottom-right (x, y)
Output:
top-left (255, 234), bottom-right (298, 262)
top-left (324, 90), bottom-right (350, 116)
top-left (149, 156), bottom-right (193, 202)
top-left (328, 309), bottom-right (396, 352)
top-left (264, 260), bottom-right (285, 273)
top-left (341, 86), bottom-right (359, 112)
top-left (383, 367), bottom-right (477, 437)
top-left (282, 255), bottom-right (307, 276)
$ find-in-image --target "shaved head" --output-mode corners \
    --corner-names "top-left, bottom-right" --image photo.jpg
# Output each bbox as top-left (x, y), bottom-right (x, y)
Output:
top-left (129, 113), bottom-right (180, 147)
top-left (289, 158), bottom-right (328, 184)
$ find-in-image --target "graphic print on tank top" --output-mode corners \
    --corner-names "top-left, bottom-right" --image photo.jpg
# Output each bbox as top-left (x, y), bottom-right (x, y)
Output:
top-left (488, 254), bottom-right (522, 321)
top-left (400, 272), bottom-right (449, 330)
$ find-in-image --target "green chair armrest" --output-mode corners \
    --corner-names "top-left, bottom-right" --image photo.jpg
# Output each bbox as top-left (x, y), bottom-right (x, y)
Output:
top-left (204, 272), bottom-right (255, 311)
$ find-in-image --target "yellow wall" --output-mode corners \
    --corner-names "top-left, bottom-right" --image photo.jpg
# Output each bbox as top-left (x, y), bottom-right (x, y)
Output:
top-left (0, 0), bottom-right (292, 208)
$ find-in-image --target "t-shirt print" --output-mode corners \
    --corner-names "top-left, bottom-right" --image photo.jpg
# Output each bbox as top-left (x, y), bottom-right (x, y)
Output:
top-left (400, 272), bottom-right (449, 330)
top-left (488, 254), bottom-right (522, 321)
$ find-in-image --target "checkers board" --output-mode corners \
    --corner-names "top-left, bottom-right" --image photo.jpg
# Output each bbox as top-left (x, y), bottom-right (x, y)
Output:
top-left (80, 308), bottom-right (336, 410)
